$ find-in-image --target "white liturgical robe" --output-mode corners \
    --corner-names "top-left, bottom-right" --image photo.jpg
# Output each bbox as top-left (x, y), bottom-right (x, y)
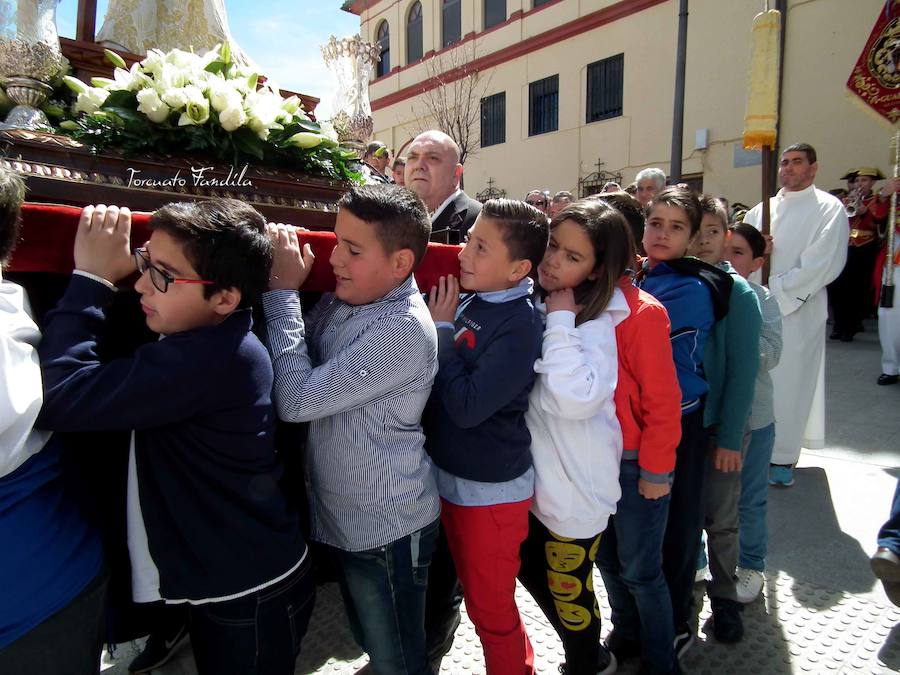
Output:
top-left (744, 184), bottom-right (849, 464)
top-left (879, 231), bottom-right (900, 377)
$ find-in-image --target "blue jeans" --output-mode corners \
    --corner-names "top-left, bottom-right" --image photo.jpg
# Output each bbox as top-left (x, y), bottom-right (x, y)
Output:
top-left (597, 459), bottom-right (674, 672)
top-left (335, 518), bottom-right (439, 675)
top-left (878, 477), bottom-right (900, 554)
top-left (189, 556), bottom-right (315, 675)
top-left (738, 423), bottom-right (775, 571)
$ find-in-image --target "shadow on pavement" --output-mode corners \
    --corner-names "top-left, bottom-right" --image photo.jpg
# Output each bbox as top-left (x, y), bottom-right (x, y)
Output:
top-left (878, 621), bottom-right (900, 671)
top-left (767, 466), bottom-right (874, 605)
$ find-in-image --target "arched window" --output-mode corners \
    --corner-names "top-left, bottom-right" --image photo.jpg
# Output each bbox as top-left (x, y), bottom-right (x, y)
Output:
top-left (442, 0), bottom-right (461, 48)
top-left (407, 1), bottom-right (423, 64)
top-left (375, 21), bottom-right (390, 77)
top-left (484, 0), bottom-right (506, 30)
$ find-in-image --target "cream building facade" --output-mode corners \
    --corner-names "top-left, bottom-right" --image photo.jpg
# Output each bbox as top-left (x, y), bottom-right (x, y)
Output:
top-left (344, 0), bottom-right (896, 207)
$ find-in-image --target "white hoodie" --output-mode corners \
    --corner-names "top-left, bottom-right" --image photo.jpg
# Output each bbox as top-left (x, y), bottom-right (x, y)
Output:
top-left (526, 287), bottom-right (630, 538)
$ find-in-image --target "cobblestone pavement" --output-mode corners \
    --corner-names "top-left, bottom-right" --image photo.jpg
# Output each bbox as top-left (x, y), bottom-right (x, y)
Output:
top-left (100, 323), bottom-right (900, 674)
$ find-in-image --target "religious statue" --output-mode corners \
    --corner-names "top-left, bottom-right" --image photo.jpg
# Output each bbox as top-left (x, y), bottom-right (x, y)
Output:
top-left (96, 0), bottom-right (254, 67)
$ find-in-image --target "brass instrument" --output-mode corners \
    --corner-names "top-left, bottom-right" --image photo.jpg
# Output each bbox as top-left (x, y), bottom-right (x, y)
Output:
top-left (845, 186), bottom-right (863, 218)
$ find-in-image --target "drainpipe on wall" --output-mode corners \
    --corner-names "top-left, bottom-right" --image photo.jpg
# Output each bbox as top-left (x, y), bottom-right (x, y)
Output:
top-left (669, 0), bottom-right (689, 182)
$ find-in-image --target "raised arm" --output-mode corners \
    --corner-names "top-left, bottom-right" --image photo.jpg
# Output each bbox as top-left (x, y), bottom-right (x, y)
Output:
top-left (263, 289), bottom-right (433, 422)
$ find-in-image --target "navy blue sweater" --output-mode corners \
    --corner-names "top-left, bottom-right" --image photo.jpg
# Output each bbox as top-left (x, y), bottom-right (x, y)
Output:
top-left (425, 294), bottom-right (543, 482)
top-left (37, 276), bottom-right (306, 602)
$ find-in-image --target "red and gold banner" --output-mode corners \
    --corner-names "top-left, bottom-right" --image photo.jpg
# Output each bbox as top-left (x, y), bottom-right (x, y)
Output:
top-left (847, 1), bottom-right (900, 127)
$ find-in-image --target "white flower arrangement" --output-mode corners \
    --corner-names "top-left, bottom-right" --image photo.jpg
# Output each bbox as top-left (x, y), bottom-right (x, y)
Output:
top-left (56, 45), bottom-right (357, 182)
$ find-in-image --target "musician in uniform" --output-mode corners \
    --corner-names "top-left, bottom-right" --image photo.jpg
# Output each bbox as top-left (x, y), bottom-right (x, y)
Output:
top-left (829, 167), bottom-right (888, 341)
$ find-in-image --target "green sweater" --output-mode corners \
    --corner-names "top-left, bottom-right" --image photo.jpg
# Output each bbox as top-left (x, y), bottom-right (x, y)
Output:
top-left (702, 261), bottom-right (762, 451)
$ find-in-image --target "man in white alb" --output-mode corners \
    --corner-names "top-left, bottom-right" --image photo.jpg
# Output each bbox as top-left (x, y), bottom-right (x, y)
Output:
top-left (743, 143), bottom-right (849, 487)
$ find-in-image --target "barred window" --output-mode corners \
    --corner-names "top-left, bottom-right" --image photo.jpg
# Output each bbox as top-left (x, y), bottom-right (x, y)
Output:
top-left (376, 21), bottom-right (390, 77)
top-left (586, 54), bottom-right (624, 123)
top-left (484, 0), bottom-right (507, 30)
top-left (529, 75), bottom-right (559, 136)
top-left (407, 2), bottom-right (423, 64)
top-left (442, 0), bottom-right (461, 47)
top-left (481, 92), bottom-right (506, 148)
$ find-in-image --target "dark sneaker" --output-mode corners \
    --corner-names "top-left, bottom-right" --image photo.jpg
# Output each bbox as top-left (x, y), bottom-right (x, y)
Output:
top-left (558, 645), bottom-right (618, 675)
top-left (871, 547), bottom-right (900, 607)
top-left (128, 622), bottom-right (190, 673)
top-left (710, 597), bottom-right (744, 643)
top-left (878, 373), bottom-right (899, 386)
top-left (604, 629), bottom-right (641, 665)
top-left (673, 627), bottom-right (693, 660)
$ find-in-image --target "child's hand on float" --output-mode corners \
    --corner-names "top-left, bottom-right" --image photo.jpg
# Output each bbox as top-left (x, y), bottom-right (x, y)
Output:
top-left (267, 223), bottom-right (314, 290)
top-left (74, 204), bottom-right (136, 284)
top-left (428, 275), bottom-right (460, 323)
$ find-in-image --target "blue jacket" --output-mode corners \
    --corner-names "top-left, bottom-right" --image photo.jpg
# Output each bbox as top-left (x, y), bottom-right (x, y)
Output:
top-left (37, 276), bottom-right (307, 602)
top-left (637, 258), bottom-right (732, 413)
top-left (425, 294), bottom-right (543, 482)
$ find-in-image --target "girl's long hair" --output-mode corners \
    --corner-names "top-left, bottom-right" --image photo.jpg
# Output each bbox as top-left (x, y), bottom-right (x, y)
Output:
top-left (548, 199), bottom-right (636, 325)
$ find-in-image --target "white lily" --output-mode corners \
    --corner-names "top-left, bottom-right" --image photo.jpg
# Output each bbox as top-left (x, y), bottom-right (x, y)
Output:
top-left (74, 87), bottom-right (109, 114)
top-left (177, 86), bottom-right (210, 125)
top-left (136, 87), bottom-right (171, 123)
top-left (287, 132), bottom-right (323, 149)
top-left (208, 78), bottom-right (243, 113)
top-left (219, 104), bottom-right (248, 132)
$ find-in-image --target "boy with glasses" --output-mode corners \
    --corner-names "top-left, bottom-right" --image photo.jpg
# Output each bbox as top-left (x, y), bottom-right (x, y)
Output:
top-left (36, 199), bottom-right (313, 675)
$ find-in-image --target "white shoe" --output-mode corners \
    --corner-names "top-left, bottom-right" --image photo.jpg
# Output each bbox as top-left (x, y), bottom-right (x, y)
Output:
top-left (735, 567), bottom-right (764, 603)
top-left (695, 564), bottom-right (709, 583)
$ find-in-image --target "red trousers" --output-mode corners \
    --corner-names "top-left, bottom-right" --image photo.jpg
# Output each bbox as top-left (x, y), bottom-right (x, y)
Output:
top-left (440, 498), bottom-right (535, 675)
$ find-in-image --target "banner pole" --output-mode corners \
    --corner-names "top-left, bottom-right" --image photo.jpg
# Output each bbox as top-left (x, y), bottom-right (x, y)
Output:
top-left (882, 130), bottom-right (898, 308)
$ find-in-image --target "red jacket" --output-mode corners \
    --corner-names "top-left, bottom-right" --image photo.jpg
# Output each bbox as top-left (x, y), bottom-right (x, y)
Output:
top-left (614, 280), bottom-right (682, 480)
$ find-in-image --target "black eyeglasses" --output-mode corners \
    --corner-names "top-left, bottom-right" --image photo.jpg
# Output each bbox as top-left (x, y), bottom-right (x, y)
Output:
top-left (526, 199), bottom-right (548, 207)
top-left (133, 248), bottom-right (214, 294)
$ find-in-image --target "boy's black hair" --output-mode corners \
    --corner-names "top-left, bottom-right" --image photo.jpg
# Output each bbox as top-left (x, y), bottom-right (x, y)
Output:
top-left (480, 198), bottom-right (549, 270)
top-left (782, 142), bottom-right (817, 164)
top-left (149, 198), bottom-right (272, 308)
top-left (646, 185), bottom-right (703, 235)
top-left (730, 222), bottom-right (767, 259)
top-left (338, 184), bottom-right (431, 266)
top-left (0, 168), bottom-right (26, 266)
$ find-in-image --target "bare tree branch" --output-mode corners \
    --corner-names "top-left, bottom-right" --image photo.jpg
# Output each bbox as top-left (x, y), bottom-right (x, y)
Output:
top-left (412, 41), bottom-right (494, 168)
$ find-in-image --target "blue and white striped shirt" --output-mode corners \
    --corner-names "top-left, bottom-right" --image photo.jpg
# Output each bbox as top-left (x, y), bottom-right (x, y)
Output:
top-left (262, 276), bottom-right (441, 552)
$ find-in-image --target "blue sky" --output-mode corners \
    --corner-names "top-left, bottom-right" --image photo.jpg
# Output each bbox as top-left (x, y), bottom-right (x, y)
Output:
top-left (56, 1), bottom-right (361, 117)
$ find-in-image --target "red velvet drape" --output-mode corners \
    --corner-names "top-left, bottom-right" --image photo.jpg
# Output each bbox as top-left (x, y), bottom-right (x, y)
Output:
top-left (10, 203), bottom-right (462, 294)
